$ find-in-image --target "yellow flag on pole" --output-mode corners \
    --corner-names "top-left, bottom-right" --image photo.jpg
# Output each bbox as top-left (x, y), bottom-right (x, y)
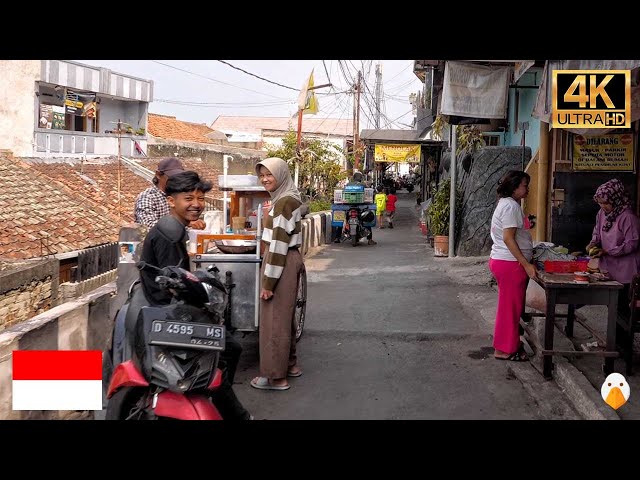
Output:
top-left (298, 70), bottom-right (319, 115)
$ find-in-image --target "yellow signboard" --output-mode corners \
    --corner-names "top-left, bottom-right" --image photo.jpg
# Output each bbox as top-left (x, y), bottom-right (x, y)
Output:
top-left (374, 144), bottom-right (421, 163)
top-left (572, 134), bottom-right (634, 171)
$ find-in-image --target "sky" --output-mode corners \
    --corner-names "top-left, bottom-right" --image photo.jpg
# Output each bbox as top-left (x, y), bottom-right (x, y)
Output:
top-left (75, 60), bottom-right (423, 131)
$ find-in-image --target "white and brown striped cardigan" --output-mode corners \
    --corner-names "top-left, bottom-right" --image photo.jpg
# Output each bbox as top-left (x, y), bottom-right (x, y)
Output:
top-left (261, 196), bottom-right (303, 291)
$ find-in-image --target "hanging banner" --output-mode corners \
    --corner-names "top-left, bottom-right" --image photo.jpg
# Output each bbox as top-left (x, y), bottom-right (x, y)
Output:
top-left (64, 89), bottom-right (84, 115)
top-left (52, 106), bottom-right (66, 130)
top-left (441, 61), bottom-right (510, 119)
top-left (572, 134), bottom-right (634, 171)
top-left (374, 144), bottom-right (421, 163)
top-left (39, 104), bottom-right (53, 129)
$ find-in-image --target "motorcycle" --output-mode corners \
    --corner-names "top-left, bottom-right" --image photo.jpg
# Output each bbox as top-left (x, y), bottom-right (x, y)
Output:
top-left (343, 206), bottom-right (375, 247)
top-left (105, 262), bottom-right (229, 420)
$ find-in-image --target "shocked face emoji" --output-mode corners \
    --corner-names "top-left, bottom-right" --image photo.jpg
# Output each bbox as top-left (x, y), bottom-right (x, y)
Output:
top-left (601, 373), bottom-right (630, 410)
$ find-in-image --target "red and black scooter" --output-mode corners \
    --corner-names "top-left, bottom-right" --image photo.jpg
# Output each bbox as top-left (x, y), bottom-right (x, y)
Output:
top-left (105, 263), bottom-right (229, 420)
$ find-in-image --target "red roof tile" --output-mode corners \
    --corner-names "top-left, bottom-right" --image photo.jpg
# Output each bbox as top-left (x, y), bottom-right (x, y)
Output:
top-left (0, 158), bottom-right (122, 260)
top-left (1, 156), bottom-right (227, 261)
top-left (148, 113), bottom-right (223, 144)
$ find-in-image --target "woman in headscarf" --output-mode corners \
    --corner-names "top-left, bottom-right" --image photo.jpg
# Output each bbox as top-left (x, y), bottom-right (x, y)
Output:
top-left (587, 179), bottom-right (640, 318)
top-left (250, 158), bottom-right (305, 391)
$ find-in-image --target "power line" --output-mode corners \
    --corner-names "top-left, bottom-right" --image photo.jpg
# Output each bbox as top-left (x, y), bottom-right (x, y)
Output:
top-left (216, 60), bottom-right (299, 91)
top-left (155, 98), bottom-right (294, 108)
top-left (151, 61), bottom-right (288, 99)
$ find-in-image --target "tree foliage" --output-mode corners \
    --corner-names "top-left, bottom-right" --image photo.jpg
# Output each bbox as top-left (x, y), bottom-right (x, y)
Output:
top-left (266, 130), bottom-right (348, 201)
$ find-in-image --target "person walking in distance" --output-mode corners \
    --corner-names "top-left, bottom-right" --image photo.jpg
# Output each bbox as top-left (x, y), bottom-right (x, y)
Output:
top-left (374, 185), bottom-right (387, 229)
top-left (385, 187), bottom-right (397, 228)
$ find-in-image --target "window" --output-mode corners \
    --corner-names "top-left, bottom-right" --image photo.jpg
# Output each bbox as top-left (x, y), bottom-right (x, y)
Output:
top-left (483, 135), bottom-right (500, 146)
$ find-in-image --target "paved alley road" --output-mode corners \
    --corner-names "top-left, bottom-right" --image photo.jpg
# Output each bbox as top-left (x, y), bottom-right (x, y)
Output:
top-left (233, 191), bottom-right (580, 420)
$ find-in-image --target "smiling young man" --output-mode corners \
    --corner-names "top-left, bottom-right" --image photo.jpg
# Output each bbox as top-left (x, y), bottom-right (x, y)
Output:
top-left (139, 170), bottom-right (211, 305)
top-left (134, 157), bottom-right (206, 230)
top-left (137, 170), bottom-right (252, 420)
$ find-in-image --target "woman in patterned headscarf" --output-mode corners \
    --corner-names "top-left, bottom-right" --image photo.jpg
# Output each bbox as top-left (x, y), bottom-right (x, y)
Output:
top-left (587, 179), bottom-right (640, 316)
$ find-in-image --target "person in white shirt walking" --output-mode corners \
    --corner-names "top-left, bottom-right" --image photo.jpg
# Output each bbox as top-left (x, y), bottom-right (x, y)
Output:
top-left (489, 170), bottom-right (538, 362)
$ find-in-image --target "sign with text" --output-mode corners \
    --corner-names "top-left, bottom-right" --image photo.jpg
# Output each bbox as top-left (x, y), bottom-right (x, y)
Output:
top-left (572, 134), bottom-right (634, 171)
top-left (374, 144), bottom-right (421, 163)
top-left (39, 104), bottom-right (53, 129)
top-left (553, 70), bottom-right (631, 129)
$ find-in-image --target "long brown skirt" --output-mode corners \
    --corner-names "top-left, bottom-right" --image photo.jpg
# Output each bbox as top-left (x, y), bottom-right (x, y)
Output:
top-left (259, 248), bottom-right (304, 379)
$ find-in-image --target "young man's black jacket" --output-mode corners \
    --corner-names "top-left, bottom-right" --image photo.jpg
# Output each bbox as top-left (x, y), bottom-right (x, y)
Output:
top-left (139, 215), bottom-right (190, 305)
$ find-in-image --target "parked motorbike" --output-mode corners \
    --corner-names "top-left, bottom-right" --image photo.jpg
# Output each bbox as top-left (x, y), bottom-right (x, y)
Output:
top-left (343, 206), bottom-right (375, 247)
top-left (105, 262), bottom-right (229, 420)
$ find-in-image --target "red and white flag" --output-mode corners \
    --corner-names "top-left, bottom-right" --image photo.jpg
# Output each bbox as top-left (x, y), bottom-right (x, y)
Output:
top-left (12, 350), bottom-right (103, 411)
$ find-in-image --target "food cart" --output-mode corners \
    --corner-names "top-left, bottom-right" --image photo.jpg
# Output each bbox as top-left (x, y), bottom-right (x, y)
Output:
top-left (191, 177), bottom-right (307, 340)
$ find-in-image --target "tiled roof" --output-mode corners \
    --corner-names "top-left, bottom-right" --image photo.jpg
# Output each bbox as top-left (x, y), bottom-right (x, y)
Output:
top-left (0, 158), bottom-right (122, 260)
top-left (148, 113), bottom-right (223, 144)
top-left (210, 116), bottom-right (353, 137)
top-left (1, 156), bottom-right (227, 260)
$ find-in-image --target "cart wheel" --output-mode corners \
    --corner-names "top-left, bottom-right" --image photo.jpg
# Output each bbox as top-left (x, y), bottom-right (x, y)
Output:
top-left (294, 266), bottom-right (307, 341)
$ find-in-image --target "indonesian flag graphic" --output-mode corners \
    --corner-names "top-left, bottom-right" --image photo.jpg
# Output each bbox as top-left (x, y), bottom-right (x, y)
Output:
top-left (12, 350), bottom-right (103, 411)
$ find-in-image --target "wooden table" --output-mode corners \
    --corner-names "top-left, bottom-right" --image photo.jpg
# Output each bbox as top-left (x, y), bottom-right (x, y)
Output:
top-left (533, 273), bottom-right (623, 379)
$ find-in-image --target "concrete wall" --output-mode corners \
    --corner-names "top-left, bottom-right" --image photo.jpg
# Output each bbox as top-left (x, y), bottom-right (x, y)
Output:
top-left (59, 269), bottom-right (117, 303)
top-left (0, 61), bottom-right (40, 157)
top-left (99, 97), bottom-right (147, 135)
top-left (0, 283), bottom-right (115, 419)
top-left (0, 259), bottom-right (59, 330)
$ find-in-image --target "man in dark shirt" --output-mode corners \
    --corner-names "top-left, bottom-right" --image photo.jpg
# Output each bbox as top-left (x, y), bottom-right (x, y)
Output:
top-left (137, 170), bottom-right (252, 421)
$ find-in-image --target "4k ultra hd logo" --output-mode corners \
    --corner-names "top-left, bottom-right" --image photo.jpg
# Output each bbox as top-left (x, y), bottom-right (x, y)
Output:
top-left (552, 70), bottom-right (631, 129)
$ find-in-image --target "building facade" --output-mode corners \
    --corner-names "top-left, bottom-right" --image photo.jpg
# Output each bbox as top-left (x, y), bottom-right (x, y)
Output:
top-left (0, 60), bottom-right (152, 158)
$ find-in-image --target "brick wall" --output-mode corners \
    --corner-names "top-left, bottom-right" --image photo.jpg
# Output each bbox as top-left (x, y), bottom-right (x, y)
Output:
top-left (0, 259), bottom-right (59, 331)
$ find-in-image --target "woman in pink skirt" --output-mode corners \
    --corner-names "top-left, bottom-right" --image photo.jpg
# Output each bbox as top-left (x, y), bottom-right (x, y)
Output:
top-left (489, 170), bottom-right (538, 361)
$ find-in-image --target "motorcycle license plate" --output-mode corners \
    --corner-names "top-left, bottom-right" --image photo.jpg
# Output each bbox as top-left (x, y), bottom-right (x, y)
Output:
top-left (149, 321), bottom-right (225, 351)
top-left (348, 218), bottom-right (359, 225)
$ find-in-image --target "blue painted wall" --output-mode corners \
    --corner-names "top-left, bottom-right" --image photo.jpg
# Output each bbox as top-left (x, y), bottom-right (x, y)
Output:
top-left (482, 69), bottom-right (543, 160)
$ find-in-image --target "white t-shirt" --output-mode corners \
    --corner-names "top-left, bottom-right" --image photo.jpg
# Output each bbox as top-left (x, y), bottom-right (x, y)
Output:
top-left (490, 197), bottom-right (533, 261)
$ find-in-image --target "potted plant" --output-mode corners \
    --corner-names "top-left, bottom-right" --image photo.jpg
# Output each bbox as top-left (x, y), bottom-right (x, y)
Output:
top-left (427, 178), bottom-right (462, 257)
top-left (427, 179), bottom-right (451, 256)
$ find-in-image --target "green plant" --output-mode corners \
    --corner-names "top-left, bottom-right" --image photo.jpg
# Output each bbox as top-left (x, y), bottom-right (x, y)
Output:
top-left (135, 127), bottom-right (145, 136)
top-left (309, 199), bottom-right (331, 212)
top-left (427, 179), bottom-right (462, 236)
top-left (266, 130), bottom-right (348, 200)
top-left (431, 115), bottom-right (485, 156)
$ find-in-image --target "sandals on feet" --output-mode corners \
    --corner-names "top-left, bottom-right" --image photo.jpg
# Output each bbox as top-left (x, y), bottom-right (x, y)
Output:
top-left (495, 350), bottom-right (529, 362)
top-left (250, 377), bottom-right (290, 391)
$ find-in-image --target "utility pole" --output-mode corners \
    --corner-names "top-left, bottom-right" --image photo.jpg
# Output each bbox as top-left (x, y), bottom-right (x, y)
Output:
top-left (117, 119), bottom-right (122, 222)
top-left (353, 70), bottom-right (362, 171)
top-left (374, 63), bottom-right (382, 129)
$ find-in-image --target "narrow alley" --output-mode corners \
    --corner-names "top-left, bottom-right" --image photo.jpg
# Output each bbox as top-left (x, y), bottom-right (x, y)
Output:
top-left (233, 191), bottom-right (581, 419)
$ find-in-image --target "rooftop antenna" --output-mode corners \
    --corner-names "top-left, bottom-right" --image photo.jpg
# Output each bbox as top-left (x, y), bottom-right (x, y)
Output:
top-left (110, 119), bottom-right (133, 222)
